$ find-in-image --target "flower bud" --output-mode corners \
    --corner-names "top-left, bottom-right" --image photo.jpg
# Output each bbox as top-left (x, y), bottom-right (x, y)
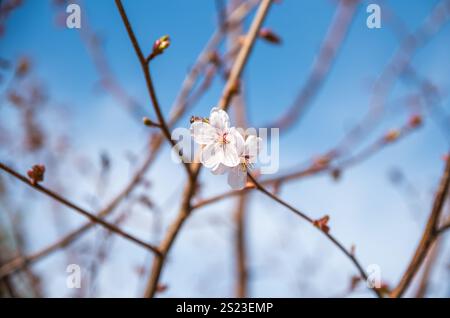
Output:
top-left (143, 117), bottom-right (159, 127)
top-left (153, 35), bottom-right (170, 56)
top-left (27, 164), bottom-right (45, 185)
top-left (259, 28), bottom-right (281, 45)
top-left (408, 114), bottom-right (422, 128)
top-left (313, 155), bottom-right (331, 168)
top-left (207, 51), bottom-right (221, 66)
top-left (313, 215), bottom-right (330, 233)
top-left (384, 129), bottom-right (400, 143)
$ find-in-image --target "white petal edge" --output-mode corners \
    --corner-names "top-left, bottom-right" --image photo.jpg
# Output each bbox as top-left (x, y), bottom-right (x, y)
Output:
top-left (230, 127), bottom-right (245, 157)
top-left (211, 163), bottom-right (229, 175)
top-left (227, 166), bottom-right (247, 190)
top-left (209, 107), bottom-right (230, 130)
top-left (222, 142), bottom-right (240, 167)
top-left (190, 122), bottom-right (216, 145)
top-left (201, 143), bottom-right (224, 169)
top-left (245, 135), bottom-right (262, 162)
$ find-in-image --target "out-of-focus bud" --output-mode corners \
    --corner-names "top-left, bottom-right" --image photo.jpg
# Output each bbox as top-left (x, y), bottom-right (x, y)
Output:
top-left (152, 35), bottom-right (170, 56)
top-left (313, 155), bottom-right (331, 168)
top-left (143, 117), bottom-right (160, 127)
top-left (331, 168), bottom-right (341, 181)
top-left (313, 215), bottom-right (330, 233)
top-left (350, 244), bottom-right (356, 256)
top-left (7, 92), bottom-right (24, 108)
top-left (350, 275), bottom-right (362, 292)
top-left (408, 114), bottom-right (422, 128)
top-left (156, 284), bottom-right (168, 293)
top-left (384, 129), bottom-right (400, 143)
top-left (207, 51), bottom-right (221, 66)
top-left (258, 28), bottom-right (282, 45)
top-left (15, 57), bottom-right (30, 78)
top-left (27, 164), bottom-right (45, 185)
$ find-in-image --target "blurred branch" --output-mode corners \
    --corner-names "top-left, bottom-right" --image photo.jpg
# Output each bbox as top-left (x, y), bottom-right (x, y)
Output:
top-left (167, 0), bottom-right (259, 127)
top-left (3, 206), bottom-right (41, 297)
top-left (234, 194), bottom-right (249, 298)
top-left (246, 173), bottom-right (382, 298)
top-left (73, 1), bottom-right (147, 122)
top-left (266, 0), bottom-right (359, 131)
top-left (437, 217), bottom-right (450, 235)
top-left (390, 156), bottom-right (450, 298)
top-left (193, 119), bottom-right (420, 209)
top-left (217, 0), bottom-right (272, 109)
top-left (414, 239), bottom-right (440, 298)
top-left (0, 162), bottom-right (162, 256)
top-left (329, 0), bottom-right (450, 158)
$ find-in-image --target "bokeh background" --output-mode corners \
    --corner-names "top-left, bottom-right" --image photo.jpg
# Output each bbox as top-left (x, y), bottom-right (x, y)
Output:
top-left (0, 0), bottom-right (449, 297)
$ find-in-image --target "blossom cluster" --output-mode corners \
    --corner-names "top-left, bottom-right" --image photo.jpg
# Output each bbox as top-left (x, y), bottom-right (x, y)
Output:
top-left (190, 107), bottom-right (262, 189)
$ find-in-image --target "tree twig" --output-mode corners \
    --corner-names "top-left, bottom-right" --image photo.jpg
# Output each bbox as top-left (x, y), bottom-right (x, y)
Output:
top-left (246, 173), bottom-right (382, 298)
top-left (115, 0), bottom-right (192, 178)
top-left (0, 162), bottom-right (162, 257)
top-left (390, 156), bottom-right (450, 298)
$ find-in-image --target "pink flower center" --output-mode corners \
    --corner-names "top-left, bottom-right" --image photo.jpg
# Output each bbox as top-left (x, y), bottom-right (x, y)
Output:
top-left (219, 132), bottom-right (230, 145)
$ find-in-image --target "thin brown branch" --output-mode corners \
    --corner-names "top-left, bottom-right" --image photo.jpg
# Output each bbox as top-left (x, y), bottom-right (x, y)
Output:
top-left (115, 0), bottom-right (192, 178)
top-left (234, 193), bottom-right (249, 298)
top-left (437, 215), bottom-right (450, 235)
top-left (217, 0), bottom-right (273, 110)
top-left (414, 239), bottom-right (440, 298)
top-left (329, 0), bottom-right (450, 158)
top-left (390, 156), bottom-right (450, 298)
top-left (192, 121), bottom-right (420, 210)
top-left (0, 162), bottom-right (162, 257)
top-left (0, 141), bottom-right (157, 279)
top-left (246, 173), bottom-right (382, 298)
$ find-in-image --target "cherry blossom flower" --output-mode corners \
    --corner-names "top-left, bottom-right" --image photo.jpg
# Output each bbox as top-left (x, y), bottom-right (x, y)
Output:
top-left (190, 108), bottom-right (262, 189)
top-left (227, 134), bottom-right (262, 190)
top-left (190, 107), bottom-right (241, 172)
top-left (210, 133), bottom-right (261, 189)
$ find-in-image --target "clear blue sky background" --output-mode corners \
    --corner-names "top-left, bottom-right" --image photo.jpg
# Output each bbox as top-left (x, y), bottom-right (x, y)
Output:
top-left (1, 0), bottom-right (449, 297)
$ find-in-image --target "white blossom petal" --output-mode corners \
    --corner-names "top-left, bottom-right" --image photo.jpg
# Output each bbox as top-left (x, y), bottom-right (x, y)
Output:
top-left (190, 122), bottom-right (217, 145)
top-left (201, 143), bottom-right (224, 169)
top-left (211, 163), bottom-right (229, 175)
top-left (230, 127), bottom-right (245, 157)
top-left (227, 166), bottom-right (247, 190)
top-left (222, 143), bottom-right (240, 167)
top-left (244, 135), bottom-right (262, 162)
top-left (209, 107), bottom-right (230, 130)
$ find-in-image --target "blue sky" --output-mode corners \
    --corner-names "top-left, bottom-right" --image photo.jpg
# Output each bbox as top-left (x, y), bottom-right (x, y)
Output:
top-left (1, 0), bottom-right (450, 297)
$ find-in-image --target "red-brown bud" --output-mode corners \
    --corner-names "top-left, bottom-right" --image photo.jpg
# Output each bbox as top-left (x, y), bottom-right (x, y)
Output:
top-left (27, 164), bottom-right (45, 185)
